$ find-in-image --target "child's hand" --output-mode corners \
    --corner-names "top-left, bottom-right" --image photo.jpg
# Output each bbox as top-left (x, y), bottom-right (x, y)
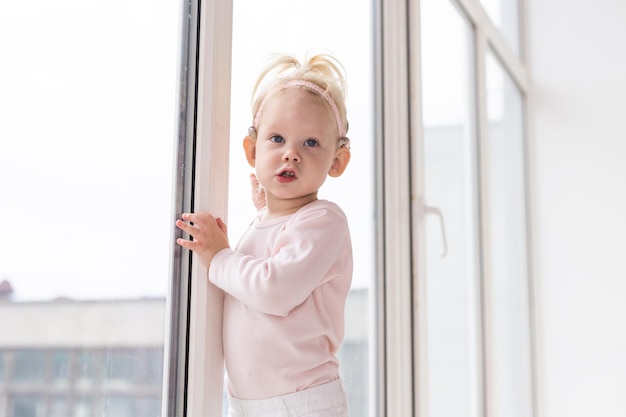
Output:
top-left (175, 212), bottom-right (229, 268)
top-left (250, 173), bottom-right (266, 211)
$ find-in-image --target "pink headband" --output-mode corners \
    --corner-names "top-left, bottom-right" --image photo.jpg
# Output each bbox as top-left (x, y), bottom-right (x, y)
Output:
top-left (252, 79), bottom-right (347, 139)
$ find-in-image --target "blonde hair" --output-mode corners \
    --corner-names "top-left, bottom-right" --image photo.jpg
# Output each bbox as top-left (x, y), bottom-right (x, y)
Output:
top-left (250, 54), bottom-right (349, 139)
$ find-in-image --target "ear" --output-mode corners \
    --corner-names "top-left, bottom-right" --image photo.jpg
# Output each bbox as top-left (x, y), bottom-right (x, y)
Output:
top-left (243, 135), bottom-right (256, 167)
top-left (328, 147), bottom-right (351, 177)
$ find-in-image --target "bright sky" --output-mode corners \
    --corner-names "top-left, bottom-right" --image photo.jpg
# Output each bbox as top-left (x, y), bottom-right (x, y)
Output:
top-left (0, 0), bottom-right (375, 301)
top-left (0, 0), bottom-right (180, 300)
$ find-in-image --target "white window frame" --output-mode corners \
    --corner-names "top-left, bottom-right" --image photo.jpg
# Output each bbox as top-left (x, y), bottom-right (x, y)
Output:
top-left (403, 0), bottom-right (536, 416)
top-left (163, 1), bottom-right (232, 416)
top-left (185, 0), bottom-right (232, 415)
top-left (377, 0), bottom-right (416, 416)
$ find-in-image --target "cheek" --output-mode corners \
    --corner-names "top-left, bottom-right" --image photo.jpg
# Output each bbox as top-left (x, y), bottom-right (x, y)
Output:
top-left (320, 152), bottom-right (338, 170)
top-left (254, 153), bottom-right (275, 179)
top-left (308, 155), bottom-right (335, 180)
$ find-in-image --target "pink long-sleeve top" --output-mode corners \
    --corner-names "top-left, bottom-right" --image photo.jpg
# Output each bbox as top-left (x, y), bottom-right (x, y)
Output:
top-left (208, 199), bottom-right (353, 400)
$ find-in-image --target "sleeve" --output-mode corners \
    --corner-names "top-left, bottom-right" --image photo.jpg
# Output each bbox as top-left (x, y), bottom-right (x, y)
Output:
top-left (208, 206), bottom-right (350, 317)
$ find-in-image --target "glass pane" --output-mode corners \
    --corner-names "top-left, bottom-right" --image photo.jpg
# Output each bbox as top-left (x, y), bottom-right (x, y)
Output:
top-left (420, 1), bottom-right (482, 417)
top-left (229, 1), bottom-right (376, 415)
top-left (0, 351), bottom-right (5, 382)
top-left (52, 350), bottom-right (72, 385)
top-left (0, 0), bottom-right (179, 415)
top-left (49, 397), bottom-right (70, 417)
top-left (104, 396), bottom-right (134, 417)
top-left (75, 350), bottom-right (102, 388)
top-left (13, 350), bottom-right (47, 383)
top-left (480, 0), bottom-right (521, 57)
top-left (104, 350), bottom-right (141, 384)
top-left (10, 395), bottom-right (45, 417)
top-left (485, 50), bottom-right (533, 417)
top-left (73, 398), bottom-right (92, 417)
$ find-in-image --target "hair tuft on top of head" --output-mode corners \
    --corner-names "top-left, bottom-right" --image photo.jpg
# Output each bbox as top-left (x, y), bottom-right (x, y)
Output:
top-left (250, 53), bottom-right (349, 139)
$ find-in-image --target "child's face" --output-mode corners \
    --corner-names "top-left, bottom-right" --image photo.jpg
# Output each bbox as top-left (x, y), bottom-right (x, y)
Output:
top-left (250, 88), bottom-right (343, 209)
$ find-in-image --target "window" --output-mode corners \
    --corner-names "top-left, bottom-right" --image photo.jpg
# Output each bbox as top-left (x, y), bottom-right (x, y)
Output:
top-left (13, 351), bottom-right (47, 383)
top-left (0, 351), bottom-right (5, 383)
top-left (484, 49), bottom-right (533, 417)
top-left (0, 348), bottom-right (163, 417)
top-left (409, 0), bottom-right (533, 416)
top-left (419, 1), bottom-right (482, 416)
top-left (0, 0), bottom-right (179, 415)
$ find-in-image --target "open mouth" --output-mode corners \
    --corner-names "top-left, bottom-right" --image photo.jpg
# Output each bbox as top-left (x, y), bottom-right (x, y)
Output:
top-left (280, 171), bottom-right (295, 177)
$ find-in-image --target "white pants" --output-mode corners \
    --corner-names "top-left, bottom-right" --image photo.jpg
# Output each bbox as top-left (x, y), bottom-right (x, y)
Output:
top-left (227, 379), bottom-right (349, 417)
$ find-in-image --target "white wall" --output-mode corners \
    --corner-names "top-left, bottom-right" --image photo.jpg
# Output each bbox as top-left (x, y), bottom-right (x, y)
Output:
top-left (528, 1), bottom-right (626, 416)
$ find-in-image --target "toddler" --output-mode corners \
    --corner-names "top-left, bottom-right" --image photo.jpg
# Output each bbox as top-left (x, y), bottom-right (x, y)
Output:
top-left (176, 53), bottom-right (353, 417)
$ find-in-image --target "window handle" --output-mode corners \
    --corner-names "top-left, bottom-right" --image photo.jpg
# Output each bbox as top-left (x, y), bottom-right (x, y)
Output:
top-left (425, 205), bottom-right (448, 258)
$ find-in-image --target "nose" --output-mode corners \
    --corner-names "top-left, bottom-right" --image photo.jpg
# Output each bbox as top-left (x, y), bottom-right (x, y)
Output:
top-left (282, 147), bottom-right (301, 163)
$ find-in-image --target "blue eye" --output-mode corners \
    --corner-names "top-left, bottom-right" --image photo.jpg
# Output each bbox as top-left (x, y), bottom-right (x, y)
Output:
top-left (304, 138), bottom-right (319, 147)
top-left (270, 135), bottom-right (285, 143)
